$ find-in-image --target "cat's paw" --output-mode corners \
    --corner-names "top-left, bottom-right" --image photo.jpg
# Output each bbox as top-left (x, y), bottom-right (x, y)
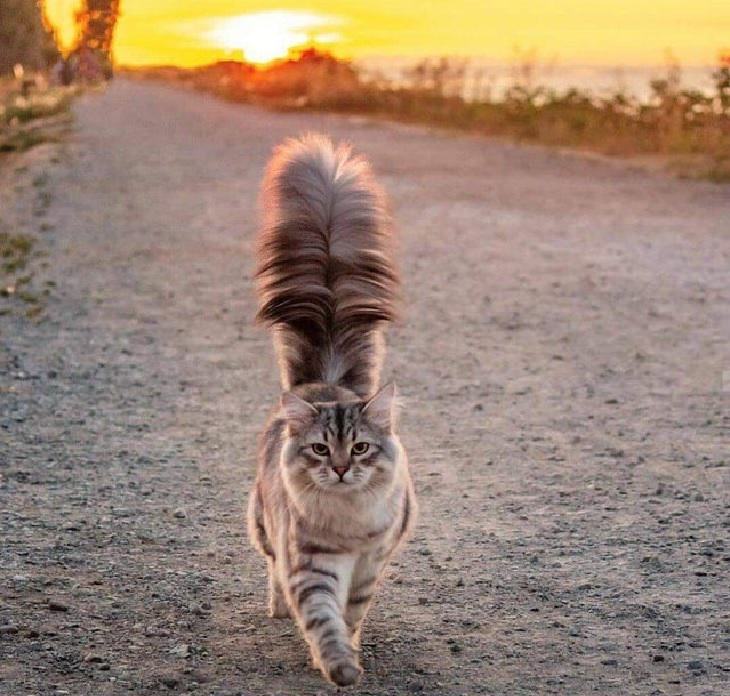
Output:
top-left (326, 660), bottom-right (363, 687)
top-left (348, 628), bottom-right (362, 651)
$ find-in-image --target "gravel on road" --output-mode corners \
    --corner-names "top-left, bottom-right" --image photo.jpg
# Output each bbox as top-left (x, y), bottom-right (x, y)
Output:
top-left (1, 80), bottom-right (729, 695)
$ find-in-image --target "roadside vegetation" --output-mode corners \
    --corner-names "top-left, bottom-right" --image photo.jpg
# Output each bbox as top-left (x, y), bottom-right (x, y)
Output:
top-left (126, 49), bottom-right (730, 182)
top-left (0, 2), bottom-right (120, 319)
top-left (0, 230), bottom-right (45, 319)
top-left (0, 76), bottom-right (69, 320)
top-left (0, 151), bottom-right (58, 319)
top-left (0, 78), bottom-right (76, 153)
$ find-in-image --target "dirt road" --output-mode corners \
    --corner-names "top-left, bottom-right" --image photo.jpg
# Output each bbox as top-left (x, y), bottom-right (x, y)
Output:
top-left (1, 80), bottom-right (729, 695)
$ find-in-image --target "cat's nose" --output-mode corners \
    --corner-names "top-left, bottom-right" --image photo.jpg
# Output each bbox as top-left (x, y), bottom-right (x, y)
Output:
top-left (333, 465), bottom-right (350, 479)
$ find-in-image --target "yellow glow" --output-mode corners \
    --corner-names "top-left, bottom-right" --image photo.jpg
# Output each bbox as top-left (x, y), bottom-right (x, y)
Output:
top-left (43, 1), bottom-right (730, 67)
top-left (206, 11), bottom-right (341, 65)
top-left (44, 0), bottom-right (83, 51)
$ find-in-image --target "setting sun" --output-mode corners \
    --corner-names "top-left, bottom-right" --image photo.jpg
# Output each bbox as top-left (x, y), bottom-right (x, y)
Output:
top-left (43, 1), bottom-right (730, 68)
top-left (206, 10), bottom-right (342, 65)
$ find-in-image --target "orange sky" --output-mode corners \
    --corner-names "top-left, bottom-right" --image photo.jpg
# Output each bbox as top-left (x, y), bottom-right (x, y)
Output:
top-left (45, 1), bottom-right (729, 66)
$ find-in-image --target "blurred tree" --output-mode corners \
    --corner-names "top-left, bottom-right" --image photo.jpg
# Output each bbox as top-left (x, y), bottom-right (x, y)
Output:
top-left (0, 0), bottom-right (59, 75)
top-left (74, 0), bottom-right (120, 59)
top-left (713, 52), bottom-right (730, 115)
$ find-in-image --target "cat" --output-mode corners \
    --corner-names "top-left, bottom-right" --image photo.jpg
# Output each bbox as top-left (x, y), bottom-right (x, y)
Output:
top-left (247, 133), bottom-right (416, 686)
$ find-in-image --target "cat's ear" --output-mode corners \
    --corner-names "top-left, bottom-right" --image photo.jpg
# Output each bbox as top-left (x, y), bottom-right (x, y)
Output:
top-left (279, 392), bottom-right (318, 433)
top-left (362, 382), bottom-right (398, 431)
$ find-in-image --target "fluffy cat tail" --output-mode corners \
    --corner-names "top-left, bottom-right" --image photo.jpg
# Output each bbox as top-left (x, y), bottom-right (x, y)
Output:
top-left (255, 133), bottom-right (399, 397)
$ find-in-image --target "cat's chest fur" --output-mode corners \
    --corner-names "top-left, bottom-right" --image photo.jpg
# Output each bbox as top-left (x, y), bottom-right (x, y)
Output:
top-left (291, 484), bottom-right (404, 550)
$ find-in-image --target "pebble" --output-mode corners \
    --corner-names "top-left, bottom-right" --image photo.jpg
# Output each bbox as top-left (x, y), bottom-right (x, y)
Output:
top-left (170, 643), bottom-right (189, 658)
top-left (0, 625), bottom-right (19, 635)
top-left (47, 600), bottom-right (68, 612)
top-left (173, 508), bottom-right (187, 519)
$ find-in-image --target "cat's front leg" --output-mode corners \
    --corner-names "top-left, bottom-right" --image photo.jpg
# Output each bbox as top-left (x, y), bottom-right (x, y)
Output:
top-left (287, 548), bottom-right (361, 686)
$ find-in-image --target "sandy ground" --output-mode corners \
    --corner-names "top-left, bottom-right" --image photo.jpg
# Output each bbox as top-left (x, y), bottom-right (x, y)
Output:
top-left (1, 80), bottom-right (729, 696)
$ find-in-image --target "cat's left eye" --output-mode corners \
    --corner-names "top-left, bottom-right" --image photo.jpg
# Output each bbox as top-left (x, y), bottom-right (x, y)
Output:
top-left (351, 442), bottom-right (369, 455)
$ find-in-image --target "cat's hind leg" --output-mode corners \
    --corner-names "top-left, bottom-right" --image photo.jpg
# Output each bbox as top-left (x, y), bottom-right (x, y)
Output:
top-left (267, 557), bottom-right (290, 618)
top-left (247, 485), bottom-right (288, 618)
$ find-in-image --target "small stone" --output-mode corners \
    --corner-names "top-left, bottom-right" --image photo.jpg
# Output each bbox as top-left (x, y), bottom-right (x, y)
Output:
top-left (173, 508), bottom-right (187, 519)
top-left (601, 658), bottom-right (618, 666)
top-left (418, 597), bottom-right (428, 605)
top-left (0, 625), bottom-right (19, 635)
top-left (200, 601), bottom-right (212, 611)
top-left (449, 643), bottom-right (463, 654)
top-left (84, 653), bottom-right (104, 663)
top-left (47, 599), bottom-right (68, 612)
top-left (687, 660), bottom-right (704, 671)
top-left (161, 675), bottom-right (179, 688)
top-left (456, 578), bottom-right (464, 587)
top-left (652, 654), bottom-right (665, 662)
top-left (170, 643), bottom-right (189, 658)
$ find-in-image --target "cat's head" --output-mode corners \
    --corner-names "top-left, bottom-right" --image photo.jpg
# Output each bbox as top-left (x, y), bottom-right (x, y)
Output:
top-left (278, 383), bottom-right (402, 494)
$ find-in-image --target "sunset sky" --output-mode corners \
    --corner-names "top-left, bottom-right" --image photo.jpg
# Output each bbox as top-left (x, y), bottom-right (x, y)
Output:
top-left (45, 0), bottom-right (729, 67)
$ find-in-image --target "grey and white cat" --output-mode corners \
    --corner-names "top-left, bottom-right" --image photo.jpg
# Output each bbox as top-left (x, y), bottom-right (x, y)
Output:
top-left (248, 134), bottom-right (416, 686)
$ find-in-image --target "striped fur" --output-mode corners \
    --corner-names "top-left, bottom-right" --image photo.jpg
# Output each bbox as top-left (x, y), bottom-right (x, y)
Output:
top-left (255, 133), bottom-right (399, 397)
top-left (248, 136), bottom-right (415, 687)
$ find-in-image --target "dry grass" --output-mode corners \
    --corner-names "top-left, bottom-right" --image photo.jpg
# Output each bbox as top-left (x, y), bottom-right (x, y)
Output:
top-left (124, 51), bottom-right (730, 182)
top-left (0, 77), bottom-right (76, 153)
top-left (0, 75), bottom-right (71, 319)
top-left (0, 231), bottom-right (42, 318)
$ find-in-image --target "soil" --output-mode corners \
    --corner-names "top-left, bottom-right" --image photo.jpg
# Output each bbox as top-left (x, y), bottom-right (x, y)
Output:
top-left (1, 80), bottom-right (729, 696)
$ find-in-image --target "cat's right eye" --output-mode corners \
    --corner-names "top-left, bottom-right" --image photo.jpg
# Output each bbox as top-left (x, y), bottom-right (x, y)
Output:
top-left (311, 443), bottom-right (330, 456)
